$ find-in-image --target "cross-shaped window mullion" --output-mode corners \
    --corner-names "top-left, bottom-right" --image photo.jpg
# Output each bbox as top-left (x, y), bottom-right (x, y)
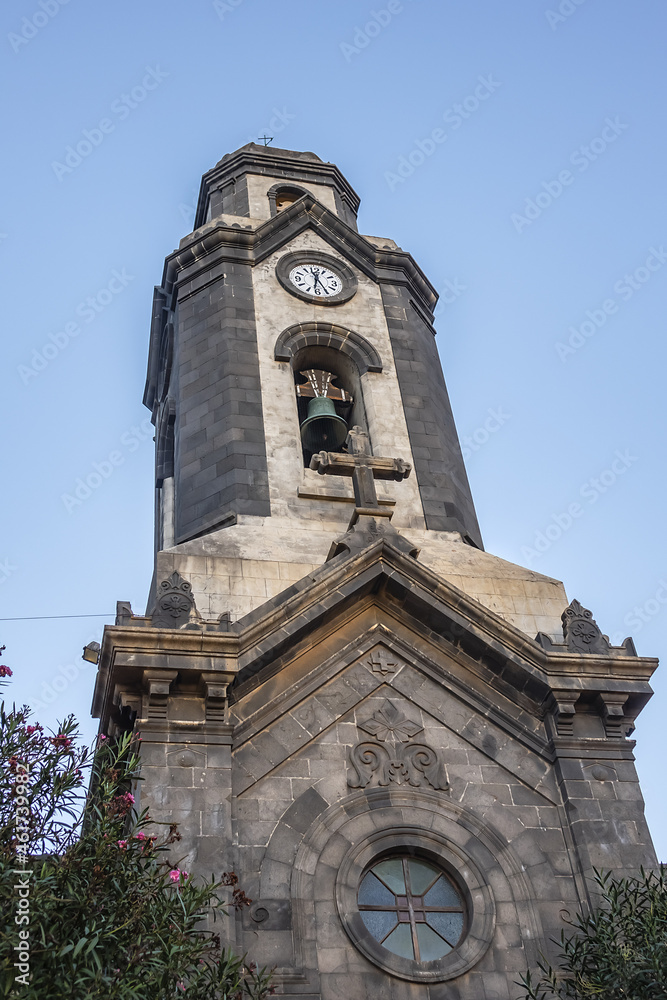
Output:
top-left (358, 859), bottom-right (466, 960)
top-left (402, 858), bottom-right (422, 961)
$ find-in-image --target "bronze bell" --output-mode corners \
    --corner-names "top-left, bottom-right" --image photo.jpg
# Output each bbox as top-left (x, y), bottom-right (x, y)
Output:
top-left (300, 395), bottom-right (349, 452)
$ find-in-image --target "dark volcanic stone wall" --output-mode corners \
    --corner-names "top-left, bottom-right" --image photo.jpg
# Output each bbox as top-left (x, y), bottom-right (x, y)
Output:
top-left (381, 284), bottom-right (483, 547)
top-left (174, 261), bottom-right (270, 543)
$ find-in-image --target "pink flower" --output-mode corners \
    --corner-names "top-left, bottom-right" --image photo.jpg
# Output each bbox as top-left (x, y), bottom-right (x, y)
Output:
top-left (0, 665), bottom-right (13, 678)
top-left (51, 734), bottom-right (73, 751)
top-left (106, 792), bottom-right (135, 818)
top-left (98, 734), bottom-right (107, 741)
top-left (134, 831), bottom-right (156, 851)
top-left (117, 840), bottom-right (128, 849)
top-left (169, 869), bottom-right (188, 883)
top-left (25, 724), bottom-right (42, 736)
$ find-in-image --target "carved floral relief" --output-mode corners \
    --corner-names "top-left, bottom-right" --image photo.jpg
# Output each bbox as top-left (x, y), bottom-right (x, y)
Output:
top-left (348, 700), bottom-right (449, 792)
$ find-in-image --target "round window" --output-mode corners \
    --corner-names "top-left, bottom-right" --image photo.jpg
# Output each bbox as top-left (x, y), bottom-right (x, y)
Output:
top-left (358, 856), bottom-right (465, 963)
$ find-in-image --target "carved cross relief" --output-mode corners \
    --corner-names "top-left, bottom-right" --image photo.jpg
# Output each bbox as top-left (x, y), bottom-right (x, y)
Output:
top-left (348, 699), bottom-right (449, 792)
top-left (364, 646), bottom-right (403, 676)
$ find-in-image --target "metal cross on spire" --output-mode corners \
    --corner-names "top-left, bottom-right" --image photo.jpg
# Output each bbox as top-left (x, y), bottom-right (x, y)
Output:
top-left (257, 135), bottom-right (273, 146)
top-left (309, 426), bottom-right (411, 513)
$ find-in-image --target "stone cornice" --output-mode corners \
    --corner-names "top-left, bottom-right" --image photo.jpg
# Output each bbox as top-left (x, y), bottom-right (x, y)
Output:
top-left (550, 737), bottom-right (638, 759)
top-left (170, 196), bottom-right (437, 308)
top-left (194, 144), bottom-right (361, 229)
top-left (92, 537), bottom-right (656, 735)
top-left (90, 626), bottom-right (237, 721)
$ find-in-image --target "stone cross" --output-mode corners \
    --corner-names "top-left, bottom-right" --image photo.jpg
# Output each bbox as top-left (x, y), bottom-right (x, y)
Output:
top-left (309, 426), bottom-right (411, 512)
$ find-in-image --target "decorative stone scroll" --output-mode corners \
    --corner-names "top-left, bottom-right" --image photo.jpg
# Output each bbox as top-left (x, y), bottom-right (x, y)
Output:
top-left (348, 700), bottom-right (448, 791)
top-left (151, 571), bottom-right (196, 628)
top-left (243, 899), bottom-right (292, 931)
top-left (561, 599), bottom-right (609, 655)
top-left (348, 742), bottom-right (449, 791)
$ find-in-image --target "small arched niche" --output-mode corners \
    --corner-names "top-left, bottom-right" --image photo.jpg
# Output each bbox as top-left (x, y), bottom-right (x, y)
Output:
top-left (291, 344), bottom-right (368, 468)
top-left (268, 183), bottom-right (311, 217)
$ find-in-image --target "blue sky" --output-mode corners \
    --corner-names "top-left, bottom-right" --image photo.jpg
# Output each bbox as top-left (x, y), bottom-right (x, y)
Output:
top-left (2, 0), bottom-right (666, 856)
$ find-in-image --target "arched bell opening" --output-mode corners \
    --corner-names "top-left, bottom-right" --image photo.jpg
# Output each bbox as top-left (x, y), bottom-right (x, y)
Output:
top-left (291, 345), bottom-right (368, 468)
top-left (268, 183), bottom-right (310, 217)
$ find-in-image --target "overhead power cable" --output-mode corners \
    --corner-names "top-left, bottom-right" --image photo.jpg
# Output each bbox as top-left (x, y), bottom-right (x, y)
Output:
top-left (0, 614), bottom-right (113, 622)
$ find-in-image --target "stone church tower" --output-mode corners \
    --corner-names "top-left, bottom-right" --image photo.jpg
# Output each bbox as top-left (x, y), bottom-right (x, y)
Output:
top-left (92, 144), bottom-right (657, 998)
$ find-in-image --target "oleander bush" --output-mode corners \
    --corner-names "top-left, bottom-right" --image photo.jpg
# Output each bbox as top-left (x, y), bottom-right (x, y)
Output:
top-left (518, 866), bottom-right (667, 1000)
top-left (0, 648), bottom-right (272, 999)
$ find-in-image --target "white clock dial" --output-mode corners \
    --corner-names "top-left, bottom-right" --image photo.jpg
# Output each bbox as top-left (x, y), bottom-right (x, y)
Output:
top-left (288, 263), bottom-right (343, 298)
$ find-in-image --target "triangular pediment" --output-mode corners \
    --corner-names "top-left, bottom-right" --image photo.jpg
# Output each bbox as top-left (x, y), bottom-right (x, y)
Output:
top-left (234, 547), bottom-right (521, 696)
top-left (249, 195), bottom-right (435, 301)
top-left (227, 534), bottom-right (653, 744)
top-left (231, 639), bottom-right (560, 809)
top-left (233, 620), bottom-right (547, 759)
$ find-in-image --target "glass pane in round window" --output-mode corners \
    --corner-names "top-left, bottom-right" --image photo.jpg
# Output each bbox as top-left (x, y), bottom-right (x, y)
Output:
top-left (358, 856), bottom-right (465, 963)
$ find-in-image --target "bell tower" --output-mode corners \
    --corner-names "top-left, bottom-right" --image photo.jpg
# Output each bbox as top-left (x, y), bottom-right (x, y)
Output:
top-left (143, 142), bottom-right (482, 619)
top-left (93, 144), bottom-right (658, 1000)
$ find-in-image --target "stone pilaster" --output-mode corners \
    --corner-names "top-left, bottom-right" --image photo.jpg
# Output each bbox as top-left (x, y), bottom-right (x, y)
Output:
top-left (552, 736), bottom-right (656, 894)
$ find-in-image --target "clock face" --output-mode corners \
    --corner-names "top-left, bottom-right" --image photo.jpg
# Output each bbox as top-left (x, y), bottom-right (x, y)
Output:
top-left (289, 263), bottom-right (343, 298)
